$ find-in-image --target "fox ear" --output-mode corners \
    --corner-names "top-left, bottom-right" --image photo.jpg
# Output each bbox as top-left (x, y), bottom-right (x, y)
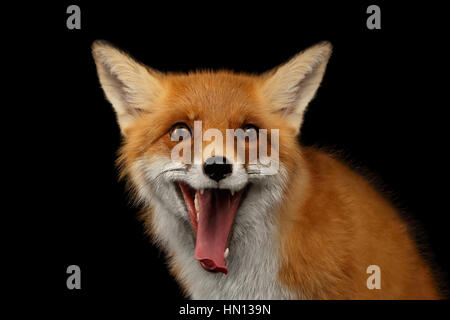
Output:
top-left (261, 41), bottom-right (332, 133)
top-left (92, 40), bottom-right (163, 135)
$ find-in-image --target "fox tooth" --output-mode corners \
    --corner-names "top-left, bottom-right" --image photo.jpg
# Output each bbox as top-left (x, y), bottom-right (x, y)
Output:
top-left (194, 193), bottom-right (199, 212)
top-left (231, 190), bottom-right (235, 196)
top-left (224, 248), bottom-right (229, 259)
top-left (196, 212), bottom-right (199, 222)
top-left (200, 189), bottom-right (204, 195)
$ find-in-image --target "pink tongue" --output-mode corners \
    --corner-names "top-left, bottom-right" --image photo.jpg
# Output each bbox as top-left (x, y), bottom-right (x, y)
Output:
top-left (194, 189), bottom-right (241, 274)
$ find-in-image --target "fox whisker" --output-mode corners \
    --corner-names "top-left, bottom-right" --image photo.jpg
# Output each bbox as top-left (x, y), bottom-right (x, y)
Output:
top-left (155, 167), bottom-right (187, 180)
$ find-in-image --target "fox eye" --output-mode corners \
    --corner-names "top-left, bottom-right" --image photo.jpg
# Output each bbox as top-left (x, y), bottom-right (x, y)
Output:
top-left (241, 124), bottom-right (259, 141)
top-left (169, 122), bottom-right (191, 140)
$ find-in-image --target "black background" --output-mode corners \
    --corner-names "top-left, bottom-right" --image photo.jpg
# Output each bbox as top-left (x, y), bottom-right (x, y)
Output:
top-left (15, 0), bottom-right (449, 314)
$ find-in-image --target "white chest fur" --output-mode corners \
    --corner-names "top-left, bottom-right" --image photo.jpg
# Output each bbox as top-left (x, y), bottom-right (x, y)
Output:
top-left (151, 185), bottom-right (296, 299)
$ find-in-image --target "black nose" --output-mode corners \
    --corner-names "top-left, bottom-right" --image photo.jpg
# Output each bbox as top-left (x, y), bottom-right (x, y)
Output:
top-left (203, 156), bottom-right (232, 182)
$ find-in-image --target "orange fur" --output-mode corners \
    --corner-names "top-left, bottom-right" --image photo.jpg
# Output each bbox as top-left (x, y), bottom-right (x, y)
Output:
top-left (93, 41), bottom-right (441, 299)
top-left (277, 148), bottom-right (440, 299)
top-left (122, 73), bottom-right (440, 299)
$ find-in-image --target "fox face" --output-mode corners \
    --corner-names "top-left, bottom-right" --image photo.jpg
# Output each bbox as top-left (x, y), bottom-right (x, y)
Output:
top-left (93, 41), bottom-right (333, 298)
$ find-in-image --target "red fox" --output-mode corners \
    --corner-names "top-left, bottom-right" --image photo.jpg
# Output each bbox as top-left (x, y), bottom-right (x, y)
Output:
top-left (92, 40), bottom-right (440, 299)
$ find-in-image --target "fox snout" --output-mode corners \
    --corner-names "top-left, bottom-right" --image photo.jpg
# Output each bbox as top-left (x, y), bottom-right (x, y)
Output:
top-left (203, 156), bottom-right (233, 182)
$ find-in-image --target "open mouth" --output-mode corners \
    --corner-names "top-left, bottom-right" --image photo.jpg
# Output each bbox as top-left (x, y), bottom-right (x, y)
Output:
top-left (177, 182), bottom-right (247, 274)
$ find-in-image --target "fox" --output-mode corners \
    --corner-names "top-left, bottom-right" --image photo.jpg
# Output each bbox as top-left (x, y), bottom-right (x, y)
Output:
top-left (92, 40), bottom-right (441, 299)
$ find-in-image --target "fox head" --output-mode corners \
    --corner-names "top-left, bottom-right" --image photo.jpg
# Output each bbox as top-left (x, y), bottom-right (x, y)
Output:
top-left (92, 41), bottom-right (332, 288)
